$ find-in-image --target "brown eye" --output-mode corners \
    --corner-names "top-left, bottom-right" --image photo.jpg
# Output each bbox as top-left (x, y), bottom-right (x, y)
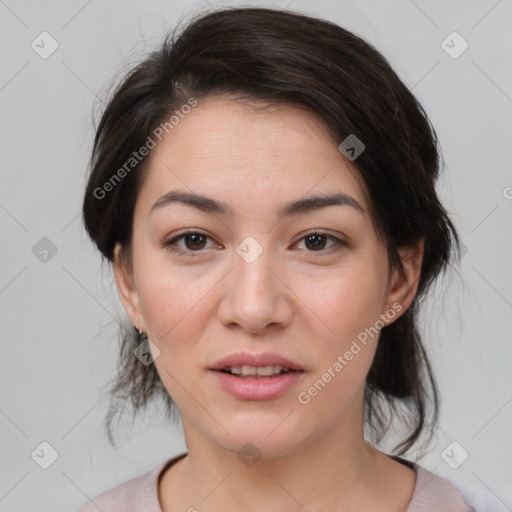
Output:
top-left (296, 232), bottom-right (347, 253)
top-left (163, 231), bottom-right (216, 255)
top-left (182, 233), bottom-right (208, 250)
top-left (304, 233), bottom-right (328, 250)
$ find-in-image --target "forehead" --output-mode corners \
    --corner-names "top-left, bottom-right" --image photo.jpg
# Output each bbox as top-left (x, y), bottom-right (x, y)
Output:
top-left (138, 97), bottom-right (368, 216)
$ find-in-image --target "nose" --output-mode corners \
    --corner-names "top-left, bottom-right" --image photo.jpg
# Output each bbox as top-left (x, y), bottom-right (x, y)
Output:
top-left (216, 240), bottom-right (293, 334)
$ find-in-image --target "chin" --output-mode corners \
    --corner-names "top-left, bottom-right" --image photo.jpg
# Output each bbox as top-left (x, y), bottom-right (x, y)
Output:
top-left (209, 415), bottom-right (312, 461)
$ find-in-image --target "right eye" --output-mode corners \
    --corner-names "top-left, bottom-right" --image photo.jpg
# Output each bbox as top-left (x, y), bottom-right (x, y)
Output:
top-left (162, 231), bottom-right (219, 256)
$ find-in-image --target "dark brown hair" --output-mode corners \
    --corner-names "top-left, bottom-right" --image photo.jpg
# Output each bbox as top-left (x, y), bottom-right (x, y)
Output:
top-left (82, 6), bottom-right (460, 455)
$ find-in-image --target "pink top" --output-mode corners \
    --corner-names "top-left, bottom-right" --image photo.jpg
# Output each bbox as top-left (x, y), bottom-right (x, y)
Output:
top-left (75, 452), bottom-right (475, 511)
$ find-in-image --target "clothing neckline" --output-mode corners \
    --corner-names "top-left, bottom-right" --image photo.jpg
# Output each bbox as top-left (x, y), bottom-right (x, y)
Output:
top-left (151, 452), bottom-right (419, 511)
top-left (155, 452), bottom-right (417, 483)
top-left (156, 451), bottom-right (188, 488)
top-left (390, 454), bottom-right (416, 469)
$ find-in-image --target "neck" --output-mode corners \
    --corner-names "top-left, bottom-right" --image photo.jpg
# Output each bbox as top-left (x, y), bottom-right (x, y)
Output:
top-left (163, 399), bottom-right (407, 512)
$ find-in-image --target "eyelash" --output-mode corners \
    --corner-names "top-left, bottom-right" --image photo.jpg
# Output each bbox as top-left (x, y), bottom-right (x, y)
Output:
top-left (162, 230), bottom-right (348, 257)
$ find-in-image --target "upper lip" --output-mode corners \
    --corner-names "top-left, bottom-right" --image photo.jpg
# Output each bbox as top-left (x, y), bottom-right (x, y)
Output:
top-left (210, 352), bottom-right (304, 371)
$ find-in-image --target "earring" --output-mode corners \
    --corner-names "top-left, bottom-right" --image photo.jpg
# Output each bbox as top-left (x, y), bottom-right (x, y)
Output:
top-left (134, 325), bottom-right (149, 344)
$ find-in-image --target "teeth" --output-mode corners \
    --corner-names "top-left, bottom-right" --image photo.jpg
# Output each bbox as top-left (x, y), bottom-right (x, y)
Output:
top-left (227, 365), bottom-right (289, 376)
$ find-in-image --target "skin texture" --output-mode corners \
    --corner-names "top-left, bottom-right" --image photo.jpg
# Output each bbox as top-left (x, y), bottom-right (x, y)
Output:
top-left (113, 96), bottom-right (424, 512)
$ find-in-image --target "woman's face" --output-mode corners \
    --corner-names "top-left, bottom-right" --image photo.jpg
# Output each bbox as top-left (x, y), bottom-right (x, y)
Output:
top-left (114, 96), bottom-right (420, 458)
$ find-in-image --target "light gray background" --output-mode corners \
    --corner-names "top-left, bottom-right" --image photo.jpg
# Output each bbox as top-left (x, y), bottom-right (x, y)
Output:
top-left (0, 1), bottom-right (511, 511)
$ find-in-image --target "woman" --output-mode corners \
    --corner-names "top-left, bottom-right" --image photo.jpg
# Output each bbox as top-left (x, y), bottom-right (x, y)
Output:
top-left (78, 6), bottom-right (475, 511)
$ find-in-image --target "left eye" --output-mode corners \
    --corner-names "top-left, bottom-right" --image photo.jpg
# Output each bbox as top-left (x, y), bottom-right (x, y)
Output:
top-left (162, 231), bottom-right (346, 256)
top-left (295, 232), bottom-right (345, 252)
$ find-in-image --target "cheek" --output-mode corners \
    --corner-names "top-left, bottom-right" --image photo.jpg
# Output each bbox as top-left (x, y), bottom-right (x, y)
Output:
top-left (299, 265), bottom-right (385, 389)
top-left (296, 274), bottom-right (383, 415)
top-left (306, 264), bottom-right (387, 341)
top-left (135, 256), bottom-right (220, 341)
top-left (134, 261), bottom-right (219, 404)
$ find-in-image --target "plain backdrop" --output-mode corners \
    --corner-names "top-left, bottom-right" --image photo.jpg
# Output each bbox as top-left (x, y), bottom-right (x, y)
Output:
top-left (0, 1), bottom-right (511, 511)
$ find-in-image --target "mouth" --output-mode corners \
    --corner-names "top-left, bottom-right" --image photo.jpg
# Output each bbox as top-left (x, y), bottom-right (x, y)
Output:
top-left (210, 365), bottom-right (305, 400)
top-left (210, 351), bottom-right (304, 375)
top-left (216, 365), bottom-right (305, 379)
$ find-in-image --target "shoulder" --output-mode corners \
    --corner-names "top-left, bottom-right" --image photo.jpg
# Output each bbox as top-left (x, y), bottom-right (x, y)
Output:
top-left (408, 463), bottom-right (476, 512)
top-left (74, 461), bottom-right (167, 512)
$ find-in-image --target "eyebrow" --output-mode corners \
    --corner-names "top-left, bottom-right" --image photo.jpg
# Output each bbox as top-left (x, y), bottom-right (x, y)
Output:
top-left (149, 190), bottom-right (364, 218)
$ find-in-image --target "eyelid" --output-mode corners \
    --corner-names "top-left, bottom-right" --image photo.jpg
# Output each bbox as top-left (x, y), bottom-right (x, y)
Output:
top-left (293, 230), bottom-right (349, 255)
top-left (162, 229), bottom-right (349, 258)
top-left (162, 230), bottom-right (218, 256)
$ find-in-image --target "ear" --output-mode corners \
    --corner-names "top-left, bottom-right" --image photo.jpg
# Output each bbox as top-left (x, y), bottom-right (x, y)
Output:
top-left (382, 239), bottom-right (424, 325)
top-left (113, 242), bottom-right (145, 331)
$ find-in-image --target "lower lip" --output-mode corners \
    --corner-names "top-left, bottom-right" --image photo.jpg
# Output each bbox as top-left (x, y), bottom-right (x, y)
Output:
top-left (210, 370), bottom-right (304, 400)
